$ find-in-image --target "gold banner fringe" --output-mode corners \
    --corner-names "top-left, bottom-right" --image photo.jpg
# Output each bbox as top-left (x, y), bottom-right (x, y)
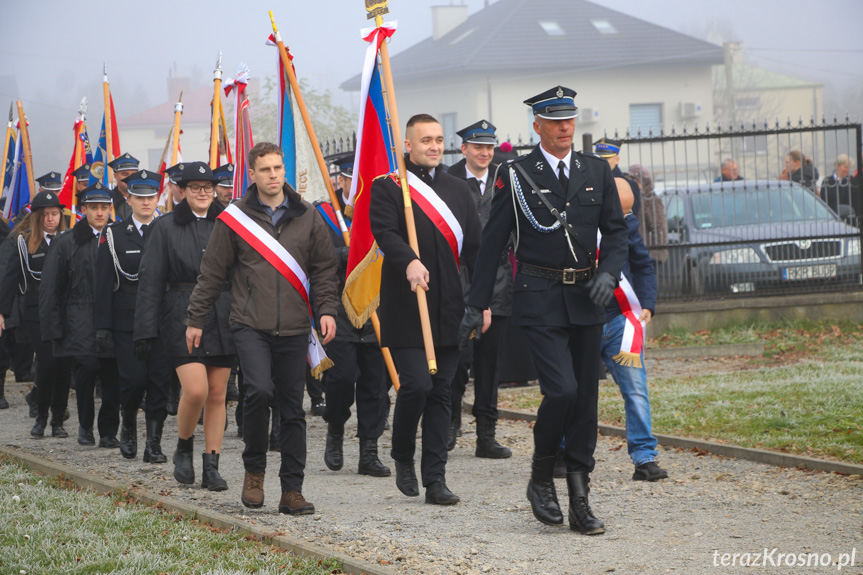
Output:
top-left (342, 241), bottom-right (382, 329)
top-left (612, 351), bottom-right (642, 369)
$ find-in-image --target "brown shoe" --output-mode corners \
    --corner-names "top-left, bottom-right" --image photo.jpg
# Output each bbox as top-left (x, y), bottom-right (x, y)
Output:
top-left (241, 471), bottom-right (265, 509)
top-left (279, 490), bottom-right (315, 516)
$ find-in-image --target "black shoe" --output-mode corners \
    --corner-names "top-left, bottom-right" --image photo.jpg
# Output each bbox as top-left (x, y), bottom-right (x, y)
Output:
top-left (358, 438), bottom-right (391, 477)
top-left (201, 452), bottom-right (228, 491)
top-left (119, 412), bottom-right (137, 459)
top-left (475, 416), bottom-right (512, 459)
top-left (63, 409), bottom-right (70, 422)
top-left (15, 372), bottom-right (34, 383)
top-left (51, 425), bottom-right (69, 438)
top-left (31, 417), bottom-right (47, 438)
top-left (77, 426), bottom-right (95, 446)
top-left (566, 472), bottom-right (605, 535)
top-left (310, 398), bottom-right (326, 417)
top-left (425, 480), bottom-right (459, 505)
top-left (526, 454), bottom-right (564, 526)
top-left (99, 436), bottom-right (120, 448)
top-left (324, 422), bottom-right (344, 471)
top-left (173, 436), bottom-right (195, 484)
top-left (25, 389), bottom-right (37, 418)
top-left (633, 461), bottom-right (668, 482)
top-left (394, 460), bottom-right (419, 497)
top-left (142, 419), bottom-right (167, 464)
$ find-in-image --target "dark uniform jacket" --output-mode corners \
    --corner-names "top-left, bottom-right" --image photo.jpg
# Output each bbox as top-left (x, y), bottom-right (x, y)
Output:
top-left (111, 189), bottom-right (133, 222)
top-left (0, 227), bottom-right (24, 329)
top-left (39, 220), bottom-right (114, 357)
top-left (186, 183), bottom-right (339, 338)
top-left (449, 158), bottom-right (513, 316)
top-left (135, 199), bottom-right (234, 358)
top-left (604, 214), bottom-right (656, 323)
top-left (94, 216), bottom-right (149, 333)
top-left (369, 158), bottom-right (482, 349)
top-left (0, 231), bottom-right (51, 325)
top-left (467, 146), bottom-right (628, 327)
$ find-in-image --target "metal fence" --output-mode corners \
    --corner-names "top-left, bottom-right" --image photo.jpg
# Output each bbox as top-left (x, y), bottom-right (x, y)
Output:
top-left (322, 117), bottom-right (863, 302)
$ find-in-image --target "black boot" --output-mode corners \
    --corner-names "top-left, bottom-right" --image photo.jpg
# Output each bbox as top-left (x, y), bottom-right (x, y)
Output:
top-left (25, 388), bottom-right (37, 418)
top-left (0, 380), bottom-right (8, 409)
top-left (173, 436), bottom-right (195, 484)
top-left (167, 377), bottom-right (180, 416)
top-left (201, 451), bottom-right (228, 491)
top-left (50, 409), bottom-right (68, 438)
top-left (358, 438), bottom-right (391, 477)
top-left (475, 416), bottom-right (512, 459)
top-left (31, 407), bottom-right (48, 438)
top-left (566, 472), bottom-right (605, 535)
top-left (447, 405), bottom-right (461, 451)
top-left (143, 419), bottom-right (167, 464)
top-left (77, 425), bottom-right (95, 446)
top-left (526, 454), bottom-right (564, 526)
top-left (324, 422), bottom-right (344, 471)
top-left (394, 460), bottom-right (419, 497)
top-left (119, 410), bottom-right (137, 459)
top-left (269, 407), bottom-right (280, 452)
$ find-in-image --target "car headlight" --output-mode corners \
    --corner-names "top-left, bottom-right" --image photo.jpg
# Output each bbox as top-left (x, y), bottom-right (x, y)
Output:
top-left (847, 238), bottom-right (861, 257)
top-left (709, 247), bottom-right (760, 265)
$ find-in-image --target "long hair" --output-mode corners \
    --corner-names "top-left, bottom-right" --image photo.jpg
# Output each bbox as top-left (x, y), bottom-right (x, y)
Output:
top-left (18, 207), bottom-right (67, 254)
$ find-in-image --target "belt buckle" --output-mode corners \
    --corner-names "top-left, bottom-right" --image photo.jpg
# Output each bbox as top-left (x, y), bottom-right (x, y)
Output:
top-left (562, 268), bottom-right (576, 284)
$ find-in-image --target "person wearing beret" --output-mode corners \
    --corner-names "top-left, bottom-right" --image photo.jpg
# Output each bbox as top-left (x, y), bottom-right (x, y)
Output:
top-left (460, 86), bottom-right (628, 535)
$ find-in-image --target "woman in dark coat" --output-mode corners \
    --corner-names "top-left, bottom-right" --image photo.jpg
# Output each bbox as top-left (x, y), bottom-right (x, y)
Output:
top-left (0, 191), bottom-right (69, 436)
top-left (134, 162), bottom-right (234, 491)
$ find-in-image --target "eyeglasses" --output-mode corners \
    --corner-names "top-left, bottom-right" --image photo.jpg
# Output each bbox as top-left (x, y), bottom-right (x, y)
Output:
top-left (186, 184), bottom-right (215, 193)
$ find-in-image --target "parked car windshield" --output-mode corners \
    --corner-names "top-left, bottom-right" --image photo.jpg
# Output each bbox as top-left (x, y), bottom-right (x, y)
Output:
top-left (691, 185), bottom-right (836, 229)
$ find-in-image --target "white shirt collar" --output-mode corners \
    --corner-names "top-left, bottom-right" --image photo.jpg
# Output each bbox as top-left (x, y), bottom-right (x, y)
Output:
top-left (539, 145), bottom-right (572, 178)
top-left (89, 225), bottom-right (101, 237)
top-left (132, 215), bottom-right (152, 236)
top-left (43, 230), bottom-right (54, 244)
top-left (465, 165), bottom-right (489, 194)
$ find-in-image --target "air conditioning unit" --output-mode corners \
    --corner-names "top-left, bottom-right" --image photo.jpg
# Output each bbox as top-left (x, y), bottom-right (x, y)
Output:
top-left (580, 107), bottom-right (599, 124)
top-left (679, 101), bottom-right (702, 118)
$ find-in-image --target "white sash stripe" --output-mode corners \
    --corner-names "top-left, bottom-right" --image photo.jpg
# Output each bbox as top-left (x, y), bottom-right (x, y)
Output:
top-left (406, 171), bottom-right (463, 257)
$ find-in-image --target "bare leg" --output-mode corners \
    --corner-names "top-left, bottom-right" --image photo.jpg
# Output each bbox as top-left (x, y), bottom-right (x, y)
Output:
top-left (175, 363), bottom-right (209, 440)
top-left (203, 366), bottom-right (230, 453)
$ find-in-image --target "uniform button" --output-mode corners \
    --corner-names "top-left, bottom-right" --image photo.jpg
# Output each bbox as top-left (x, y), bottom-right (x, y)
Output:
top-left (522, 284), bottom-right (527, 288)
top-left (566, 202), bottom-right (571, 207)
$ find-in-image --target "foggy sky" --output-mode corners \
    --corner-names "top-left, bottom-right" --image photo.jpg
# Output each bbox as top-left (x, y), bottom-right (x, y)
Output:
top-left (1, 0), bottom-right (861, 175)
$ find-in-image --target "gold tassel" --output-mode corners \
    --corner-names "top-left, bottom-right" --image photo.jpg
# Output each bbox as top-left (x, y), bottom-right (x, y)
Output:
top-left (612, 351), bottom-right (642, 369)
top-left (309, 356), bottom-right (334, 380)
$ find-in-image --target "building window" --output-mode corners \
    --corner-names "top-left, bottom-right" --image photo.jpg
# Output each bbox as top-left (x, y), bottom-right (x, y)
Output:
top-left (591, 19), bottom-right (617, 35)
top-left (538, 21), bottom-right (565, 36)
top-left (440, 112), bottom-right (458, 150)
top-left (630, 103), bottom-right (663, 136)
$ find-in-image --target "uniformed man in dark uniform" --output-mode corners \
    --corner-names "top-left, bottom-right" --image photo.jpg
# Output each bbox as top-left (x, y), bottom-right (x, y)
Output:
top-left (213, 164), bottom-right (235, 210)
top-left (317, 152), bottom-right (390, 478)
top-left (72, 164), bottom-right (92, 194)
top-left (40, 182), bottom-right (121, 448)
top-left (95, 170), bottom-right (172, 462)
top-left (594, 138), bottom-right (641, 217)
top-left (460, 86), bottom-right (628, 535)
top-left (447, 120), bottom-right (512, 459)
top-left (107, 153), bottom-right (138, 221)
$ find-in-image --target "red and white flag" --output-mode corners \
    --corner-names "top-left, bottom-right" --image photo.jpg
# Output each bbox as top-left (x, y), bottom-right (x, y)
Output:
top-left (597, 230), bottom-right (644, 367)
top-left (224, 64), bottom-right (253, 198)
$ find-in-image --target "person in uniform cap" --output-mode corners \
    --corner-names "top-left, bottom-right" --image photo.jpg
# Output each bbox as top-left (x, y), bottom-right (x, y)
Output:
top-left (95, 170), bottom-right (172, 463)
top-left (460, 85), bottom-right (628, 535)
top-left (446, 120), bottom-right (513, 459)
top-left (594, 137), bottom-right (641, 217)
top-left (107, 153), bottom-right (139, 221)
top-left (40, 182), bottom-right (121, 448)
top-left (213, 164), bottom-right (235, 209)
top-left (0, 189), bottom-right (70, 437)
top-left (35, 172), bottom-right (63, 192)
top-left (72, 164), bottom-right (92, 193)
top-left (161, 163), bottom-right (186, 207)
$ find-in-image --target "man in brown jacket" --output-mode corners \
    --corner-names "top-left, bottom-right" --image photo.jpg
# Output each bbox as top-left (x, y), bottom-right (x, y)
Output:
top-left (185, 142), bottom-right (339, 516)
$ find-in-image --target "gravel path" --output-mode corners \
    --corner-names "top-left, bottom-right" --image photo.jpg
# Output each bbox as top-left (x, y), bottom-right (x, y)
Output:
top-left (2, 374), bottom-right (861, 575)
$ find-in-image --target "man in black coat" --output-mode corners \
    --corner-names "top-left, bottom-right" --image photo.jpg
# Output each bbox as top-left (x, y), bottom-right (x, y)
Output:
top-left (369, 114), bottom-right (482, 505)
top-left (95, 170), bottom-right (172, 463)
top-left (447, 120), bottom-right (512, 459)
top-left (107, 153), bottom-right (138, 221)
top-left (40, 183), bottom-right (121, 448)
top-left (460, 86), bottom-right (628, 535)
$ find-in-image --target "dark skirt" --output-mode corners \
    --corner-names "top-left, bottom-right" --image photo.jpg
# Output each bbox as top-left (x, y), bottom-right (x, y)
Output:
top-left (171, 354), bottom-right (237, 370)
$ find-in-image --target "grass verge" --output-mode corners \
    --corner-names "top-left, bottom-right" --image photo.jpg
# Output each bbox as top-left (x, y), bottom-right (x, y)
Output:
top-left (0, 456), bottom-right (343, 575)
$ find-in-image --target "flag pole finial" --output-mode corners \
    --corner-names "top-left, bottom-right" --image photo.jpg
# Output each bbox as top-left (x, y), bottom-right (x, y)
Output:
top-left (7, 102), bottom-right (12, 125)
top-left (269, 11), bottom-right (282, 42)
top-left (103, 62), bottom-right (109, 84)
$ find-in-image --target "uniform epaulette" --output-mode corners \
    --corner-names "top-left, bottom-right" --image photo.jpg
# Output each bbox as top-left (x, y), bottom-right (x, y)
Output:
top-left (577, 150), bottom-right (604, 161)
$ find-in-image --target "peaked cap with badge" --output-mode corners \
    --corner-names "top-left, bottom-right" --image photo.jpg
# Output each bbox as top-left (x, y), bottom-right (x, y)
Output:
top-left (121, 170), bottom-right (161, 196)
top-left (524, 86), bottom-right (578, 120)
top-left (457, 120), bottom-right (497, 145)
top-left (36, 171), bottom-right (63, 191)
top-left (108, 153), bottom-right (139, 172)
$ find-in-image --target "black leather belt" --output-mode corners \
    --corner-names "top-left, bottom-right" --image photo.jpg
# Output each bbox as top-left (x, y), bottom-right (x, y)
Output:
top-left (119, 284), bottom-right (138, 294)
top-left (517, 262), bottom-right (593, 284)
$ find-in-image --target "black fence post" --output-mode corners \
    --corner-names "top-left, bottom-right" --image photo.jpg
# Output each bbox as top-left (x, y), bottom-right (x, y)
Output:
top-left (582, 133), bottom-right (593, 154)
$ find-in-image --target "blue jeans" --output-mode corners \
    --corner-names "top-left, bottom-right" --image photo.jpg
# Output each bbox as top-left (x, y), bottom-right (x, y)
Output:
top-left (600, 314), bottom-right (658, 466)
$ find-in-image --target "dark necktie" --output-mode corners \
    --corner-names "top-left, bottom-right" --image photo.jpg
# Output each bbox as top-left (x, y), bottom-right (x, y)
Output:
top-left (141, 224), bottom-right (149, 239)
top-left (468, 177), bottom-right (481, 194)
top-left (558, 160), bottom-right (569, 191)
top-left (45, 234), bottom-right (54, 244)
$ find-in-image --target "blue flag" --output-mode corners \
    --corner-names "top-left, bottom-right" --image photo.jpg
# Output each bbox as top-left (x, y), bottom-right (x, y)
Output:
top-left (2, 131), bottom-right (31, 225)
top-left (88, 113), bottom-right (110, 187)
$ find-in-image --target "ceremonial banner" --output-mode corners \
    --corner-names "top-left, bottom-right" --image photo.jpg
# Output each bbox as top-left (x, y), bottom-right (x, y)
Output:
top-left (88, 95), bottom-right (120, 187)
top-left (342, 23), bottom-right (397, 327)
top-left (597, 230), bottom-right (645, 368)
top-left (59, 116), bottom-right (93, 212)
top-left (2, 130), bottom-right (30, 224)
top-left (224, 64), bottom-right (253, 198)
top-left (1, 128), bottom-right (15, 200)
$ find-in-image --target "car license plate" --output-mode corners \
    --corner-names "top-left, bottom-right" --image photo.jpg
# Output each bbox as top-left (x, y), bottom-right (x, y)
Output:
top-left (782, 264), bottom-right (837, 280)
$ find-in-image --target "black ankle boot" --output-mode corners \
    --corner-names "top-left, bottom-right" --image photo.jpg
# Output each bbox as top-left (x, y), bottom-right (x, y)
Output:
top-left (0, 380), bottom-right (9, 409)
top-left (358, 438), bottom-right (391, 477)
top-left (173, 436), bottom-right (195, 484)
top-left (31, 411), bottom-right (48, 438)
top-left (475, 416), bottom-right (512, 459)
top-left (526, 454), bottom-right (563, 526)
top-left (143, 419), bottom-right (167, 463)
top-left (50, 410), bottom-right (69, 438)
top-left (566, 472), bottom-right (605, 535)
top-left (201, 451), bottom-right (228, 491)
top-left (119, 411), bottom-right (137, 459)
top-left (324, 422), bottom-right (344, 471)
top-left (394, 460), bottom-right (419, 497)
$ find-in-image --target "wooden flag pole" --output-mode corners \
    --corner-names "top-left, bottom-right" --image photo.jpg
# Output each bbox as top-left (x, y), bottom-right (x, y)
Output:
top-left (269, 11), bottom-right (401, 388)
top-left (102, 63), bottom-right (115, 188)
top-left (167, 92), bottom-right (183, 211)
top-left (209, 51), bottom-right (223, 168)
top-left (1, 103), bottom-right (13, 200)
top-left (70, 114), bottom-right (84, 229)
top-left (15, 101), bottom-right (37, 201)
top-left (370, 6), bottom-right (438, 374)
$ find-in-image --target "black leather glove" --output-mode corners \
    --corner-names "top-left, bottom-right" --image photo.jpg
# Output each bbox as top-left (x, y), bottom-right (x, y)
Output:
top-left (134, 339), bottom-right (153, 362)
top-left (95, 329), bottom-right (112, 354)
top-left (458, 306), bottom-right (485, 350)
top-left (587, 272), bottom-right (617, 308)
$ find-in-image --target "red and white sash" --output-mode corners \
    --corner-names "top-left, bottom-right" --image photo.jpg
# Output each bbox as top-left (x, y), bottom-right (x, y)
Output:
top-left (391, 172), bottom-right (463, 267)
top-left (597, 230), bottom-right (645, 368)
top-left (218, 203), bottom-right (333, 377)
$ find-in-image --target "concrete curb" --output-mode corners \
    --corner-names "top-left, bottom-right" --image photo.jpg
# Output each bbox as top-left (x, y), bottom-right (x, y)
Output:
top-left (464, 402), bottom-right (863, 477)
top-left (645, 341), bottom-right (765, 359)
top-left (0, 445), bottom-right (400, 575)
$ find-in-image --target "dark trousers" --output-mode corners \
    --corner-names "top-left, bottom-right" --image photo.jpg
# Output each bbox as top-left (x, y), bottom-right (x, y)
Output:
top-left (305, 365), bottom-right (324, 401)
top-left (73, 355), bottom-right (120, 438)
top-left (232, 324), bottom-right (307, 492)
top-left (390, 346), bottom-right (459, 486)
top-left (522, 324), bottom-right (602, 473)
top-left (452, 315), bottom-right (509, 420)
top-left (322, 339), bottom-right (387, 439)
top-left (9, 327), bottom-right (34, 379)
top-left (114, 330), bottom-right (171, 422)
top-left (24, 320), bottom-right (70, 421)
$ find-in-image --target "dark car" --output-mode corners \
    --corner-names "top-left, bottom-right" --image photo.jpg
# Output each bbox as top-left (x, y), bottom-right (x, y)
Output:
top-left (659, 180), bottom-right (862, 297)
